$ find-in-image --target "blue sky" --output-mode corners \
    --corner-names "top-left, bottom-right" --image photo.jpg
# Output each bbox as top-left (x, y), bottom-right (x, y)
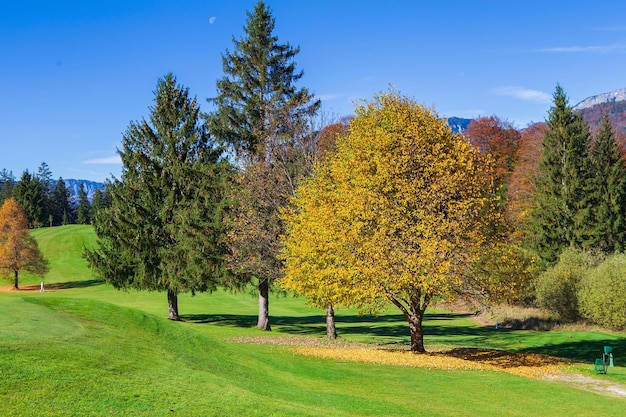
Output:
top-left (2, 1), bottom-right (626, 182)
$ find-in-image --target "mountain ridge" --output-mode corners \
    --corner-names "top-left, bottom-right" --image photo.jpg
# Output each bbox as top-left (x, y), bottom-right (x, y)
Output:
top-left (573, 88), bottom-right (626, 111)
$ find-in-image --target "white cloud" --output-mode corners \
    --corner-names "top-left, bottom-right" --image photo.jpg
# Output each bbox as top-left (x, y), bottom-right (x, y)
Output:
top-left (493, 86), bottom-right (551, 104)
top-left (83, 155), bottom-right (122, 165)
top-left (541, 44), bottom-right (626, 53)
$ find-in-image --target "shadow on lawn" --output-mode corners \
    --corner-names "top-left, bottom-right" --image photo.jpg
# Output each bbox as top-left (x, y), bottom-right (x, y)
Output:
top-left (45, 279), bottom-right (105, 290)
top-left (182, 310), bottom-right (626, 364)
top-left (181, 311), bottom-right (492, 341)
top-left (520, 338), bottom-right (626, 363)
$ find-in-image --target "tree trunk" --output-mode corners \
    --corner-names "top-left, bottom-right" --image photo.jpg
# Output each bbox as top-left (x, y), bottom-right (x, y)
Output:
top-left (13, 271), bottom-right (19, 290)
top-left (390, 293), bottom-right (430, 353)
top-left (326, 304), bottom-right (337, 339)
top-left (257, 278), bottom-right (271, 330)
top-left (167, 289), bottom-right (180, 321)
top-left (408, 313), bottom-right (426, 352)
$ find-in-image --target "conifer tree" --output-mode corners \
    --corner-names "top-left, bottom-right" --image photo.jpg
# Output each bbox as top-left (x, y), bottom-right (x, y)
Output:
top-left (588, 113), bottom-right (626, 252)
top-left (36, 162), bottom-right (54, 226)
top-left (89, 188), bottom-right (111, 223)
top-left (76, 182), bottom-right (91, 225)
top-left (530, 85), bottom-right (594, 265)
top-left (13, 171), bottom-right (45, 228)
top-left (51, 178), bottom-right (72, 226)
top-left (85, 73), bottom-right (229, 320)
top-left (208, 1), bottom-right (319, 330)
top-left (0, 169), bottom-right (15, 205)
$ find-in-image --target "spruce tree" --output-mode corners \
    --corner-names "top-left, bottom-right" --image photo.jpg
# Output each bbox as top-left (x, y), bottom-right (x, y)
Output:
top-left (207, 1), bottom-right (319, 330)
top-left (76, 182), bottom-right (91, 225)
top-left (588, 113), bottom-right (626, 252)
top-left (0, 169), bottom-right (15, 205)
top-left (13, 171), bottom-right (45, 228)
top-left (208, 1), bottom-right (320, 163)
top-left (84, 73), bottom-right (229, 320)
top-left (51, 178), bottom-right (72, 226)
top-left (36, 162), bottom-right (54, 226)
top-left (531, 85), bottom-right (593, 265)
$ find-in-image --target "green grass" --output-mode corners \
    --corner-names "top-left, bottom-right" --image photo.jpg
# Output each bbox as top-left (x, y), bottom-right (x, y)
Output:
top-left (1, 225), bottom-right (625, 416)
top-left (18, 225), bottom-right (98, 287)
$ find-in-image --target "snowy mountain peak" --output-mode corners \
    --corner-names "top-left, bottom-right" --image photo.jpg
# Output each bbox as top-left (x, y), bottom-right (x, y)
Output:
top-left (573, 88), bottom-right (626, 111)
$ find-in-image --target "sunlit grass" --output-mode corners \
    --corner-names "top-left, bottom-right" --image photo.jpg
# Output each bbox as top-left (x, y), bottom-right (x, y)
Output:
top-left (1, 225), bottom-right (625, 416)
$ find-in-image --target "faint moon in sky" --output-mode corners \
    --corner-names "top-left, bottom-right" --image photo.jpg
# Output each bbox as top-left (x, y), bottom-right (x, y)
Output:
top-left (209, 16), bottom-right (216, 24)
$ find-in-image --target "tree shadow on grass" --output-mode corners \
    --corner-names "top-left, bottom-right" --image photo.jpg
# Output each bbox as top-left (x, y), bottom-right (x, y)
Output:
top-left (181, 311), bottom-right (490, 341)
top-left (519, 338), bottom-right (626, 363)
top-left (16, 279), bottom-right (105, 291)
top-left (46, 279), bottom-right (105, 290)
top-left (182, 310), bottom-right (626, 364)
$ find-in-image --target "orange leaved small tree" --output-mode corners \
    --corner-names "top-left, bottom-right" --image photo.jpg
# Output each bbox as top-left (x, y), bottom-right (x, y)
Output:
top-left (0, 198), bottom-right (49, 289)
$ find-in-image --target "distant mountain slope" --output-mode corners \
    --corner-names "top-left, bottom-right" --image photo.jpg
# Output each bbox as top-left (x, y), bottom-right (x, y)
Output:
top-left (573, 88), bottom-right (626, 111)
top-left (53, 179), bottom-right (105, 204)
top-left (447, 117), bottom-right (473, 134)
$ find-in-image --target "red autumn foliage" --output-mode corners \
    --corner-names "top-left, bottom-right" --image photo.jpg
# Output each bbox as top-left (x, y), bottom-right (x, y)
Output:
top-left (464, 116), bottom-right (521, 185)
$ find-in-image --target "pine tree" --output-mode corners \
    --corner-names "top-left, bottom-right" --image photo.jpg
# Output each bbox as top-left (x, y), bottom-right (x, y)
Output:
top-left (208, 1), bottom-right (319, 330)
top-left (13, 171), bottom-right (46, 228)
top-left (76, 182), bottom-right (91, 225)
top-left (89, 188), bottom-right (109, 223)
top-left (36, 162), bottom-right (54, 225)
top-left (530, 85), bottom-right (594, 265)
top-left (588, 113), bottom-right (626, 252)
top-left (84, 73), bottom-right (229, 320)
top-left (0, 169), bottom-right (15, 205)
top-left (51, 178), bottom-right (72, 226)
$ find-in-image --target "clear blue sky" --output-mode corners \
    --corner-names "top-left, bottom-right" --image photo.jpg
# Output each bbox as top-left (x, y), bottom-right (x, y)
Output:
top-left (2, 0), bottom-right (626, 182)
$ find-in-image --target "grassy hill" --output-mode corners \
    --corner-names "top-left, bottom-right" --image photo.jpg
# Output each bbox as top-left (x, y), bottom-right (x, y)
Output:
top-left (1, 225), bottom-right (626, 416)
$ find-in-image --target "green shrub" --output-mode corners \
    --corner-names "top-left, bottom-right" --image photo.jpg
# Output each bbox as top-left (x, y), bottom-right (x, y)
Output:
top-left (579, 253), bottom-right (626, 329)
top-left (534, 248), bottom-right (602, 322)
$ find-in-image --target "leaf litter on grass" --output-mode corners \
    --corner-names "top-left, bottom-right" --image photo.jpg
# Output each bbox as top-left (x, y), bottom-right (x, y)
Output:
top-left (231, 335), bottom-right (626, 398)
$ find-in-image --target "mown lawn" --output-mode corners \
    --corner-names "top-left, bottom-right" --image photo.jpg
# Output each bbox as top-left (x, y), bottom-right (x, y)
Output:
top-left (0, 225), bottom-right (625, 416)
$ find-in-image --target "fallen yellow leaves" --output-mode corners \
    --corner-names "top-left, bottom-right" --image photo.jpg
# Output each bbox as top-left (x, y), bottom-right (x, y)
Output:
top-left (290, 346), bottom-right (565, 379)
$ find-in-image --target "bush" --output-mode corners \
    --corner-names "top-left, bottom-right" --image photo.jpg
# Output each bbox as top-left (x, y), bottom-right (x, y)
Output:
top-left (534, 248), bottom-right (602, 322)
top-left (579, 253), bottom-right (626, 329)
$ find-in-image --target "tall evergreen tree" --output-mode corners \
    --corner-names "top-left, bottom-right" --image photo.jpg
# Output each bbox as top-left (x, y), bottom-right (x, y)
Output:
top-left (36, 162), bottom-right (54, 227)
top-left (588, 113), bottom-right (626, 252)
top-left (0, 169), bottom-right (15, 205)
top-left (76, 182), bottom-right (91, 225)
top-left (85, 73), bottom-right (229, 320)
top-left (207, 1), bottom-right (320, 330)
top-left (89, 188), bottom-right (107, 223)
top-left (208, 0), bottom-right (320, 163)
top-left (51, 178), bottom-right (72, 226)
top-left (13, 171), bottom-right (46, 228)
top-left (530, 85), bottom-right (594, 265)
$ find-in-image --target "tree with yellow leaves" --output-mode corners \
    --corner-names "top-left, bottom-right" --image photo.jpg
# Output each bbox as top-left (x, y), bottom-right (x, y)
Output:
top-left (0, 198), bottom-right (49, 289)
top-left (281, 92), bottom-right (498, 352)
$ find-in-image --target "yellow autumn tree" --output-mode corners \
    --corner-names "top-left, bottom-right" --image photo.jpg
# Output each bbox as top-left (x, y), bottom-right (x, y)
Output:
top-left (0, 198), bottom-right (49, 289)
top-left (280, 92), bottom-right (498, 352)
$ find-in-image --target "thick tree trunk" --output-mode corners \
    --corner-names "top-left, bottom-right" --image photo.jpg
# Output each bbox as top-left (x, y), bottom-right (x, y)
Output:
top-left (408, 313), bottom-right (426, 353)
top-left (389, 293), bottom-right (429, 353)
top-left (257, 279), bottom-right (271, 330)
top-left (326, 304), bottom-right (337, 339)
top-left (167, 289), bottom-right (180, 321)
top-left (13, 271), bottom-right (19, 290)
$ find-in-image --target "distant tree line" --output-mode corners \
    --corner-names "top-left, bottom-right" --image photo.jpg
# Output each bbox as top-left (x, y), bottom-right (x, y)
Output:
top-left (0, 163), bottom-right (111, 228)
